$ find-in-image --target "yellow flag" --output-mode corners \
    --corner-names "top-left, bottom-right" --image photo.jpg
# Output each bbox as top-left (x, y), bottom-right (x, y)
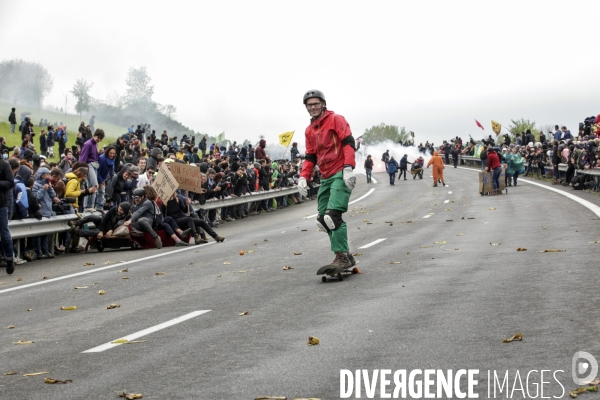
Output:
top-left (279, 131), bottom-right (294, 146)
top-left (491, 120), bottom-right (502, 135)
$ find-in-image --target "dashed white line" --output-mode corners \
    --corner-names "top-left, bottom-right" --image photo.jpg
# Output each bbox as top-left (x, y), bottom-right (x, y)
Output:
top-left (82, 310), bottom-right (211, 353)
top-left (305, 188), bottom-right (376, 219)
top-left (358, 238), bottom-right (387, 249)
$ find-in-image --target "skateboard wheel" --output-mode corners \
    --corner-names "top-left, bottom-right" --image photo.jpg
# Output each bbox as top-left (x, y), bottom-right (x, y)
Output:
top-left (338, 274), bottom-right (343, 281)
top-left (321, 276), bottom-right (327, 283)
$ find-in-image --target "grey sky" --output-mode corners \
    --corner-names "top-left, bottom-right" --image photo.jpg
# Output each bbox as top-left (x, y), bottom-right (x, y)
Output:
top-left (1, 0), bottom-right (598, 145)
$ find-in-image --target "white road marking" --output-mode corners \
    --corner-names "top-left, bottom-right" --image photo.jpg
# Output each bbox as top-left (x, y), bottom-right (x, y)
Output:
top-left (444, 200), bottom-right (450, 204)
top-left (304, 188), bottom-right (376, 219)
top-left (82, 310), bottom-right (211, 353)
top-left (358, 238), bottom-right (387, 249)
top-left (0, 243), bottom-right (215, 295)
top-left (371, 177), bottom-right (378, 183)
top-left (457, 167), bottom-right (600, 218)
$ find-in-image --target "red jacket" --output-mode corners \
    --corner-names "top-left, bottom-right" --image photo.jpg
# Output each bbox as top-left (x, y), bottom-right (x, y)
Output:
top-left (300, 110), bottom-right (355, 180)
top-left (487, 151), bottom-right (501, 171)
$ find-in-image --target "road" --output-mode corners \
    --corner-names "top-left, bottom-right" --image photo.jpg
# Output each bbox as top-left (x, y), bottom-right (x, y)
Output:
top-left (1, 166), bottom-right (600, 399)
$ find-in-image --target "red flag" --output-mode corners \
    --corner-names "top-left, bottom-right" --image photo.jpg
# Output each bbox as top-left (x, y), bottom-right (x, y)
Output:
top-left (475, 119), bottom-right (484, 130)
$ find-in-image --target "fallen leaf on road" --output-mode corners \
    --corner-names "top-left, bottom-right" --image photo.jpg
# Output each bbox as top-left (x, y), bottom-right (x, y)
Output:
top-left (351, 267), bottom-right (362, 274)
top-left (4, 372), bottom-right (17, 375)
top-left (27, 308), bottom-right (32, 311)
top-left (301, 229), bottom-right (307, 231)
top-left (124, 340), bottom-right (146, 344)
top-left (457, 233), bottom-right (464, 236)
top-left (239, 250), bottom-right (245, 255)
top-left (307, 336), bottom-right (320, 345)
top-left (488, 207), bottom-right (496, 211)
top-left (98, 290), bottom-right (105, 295)
top-left (155, 272), bottom-right (166, 275)
top-left (283, 266), bottom-right (294, 270)
top-left (223, 262), bottom-right (231, 265)
top-left (589, 241), bottom-right (600, 244)
top-left (188, 263), bottom-right (193, 265)
top-left (363, 220), bottom-right (369, 222)
top-left (353, 253), bottom-right (362, 256)
top-left (7, 325), bottom-right (15, 329)
top-left (106, 304), bottom-right (121, 309)
top-left (74, 286), bottom-right (88, 289)
top-left (445, 208), bottom-right (451, 211)
top-left (118, 269), bottom-right (128, 273)
top-left (239, 311), bottom-right (250, 316)
top-left (17, 278), bottom-right (22, 281)
top-left (23, 372), bottom-right (49, 376)
top-left (433, 241), bottom-right (446, 244)
top-left (569, 386), bottom-right (597, 397)
top-left (538, 249), bottom-right (567, 253)
top-left (112, 339), bottom-right (128, 344)
top-left (14, 340), bottom-right (34, 345)
top-left (248, 250), bottom-right (255, 253)
top-left (467, 217), bottom-right (475, 220)
top-left (234, 270), bottom-right (249, 274)
top-left (516, 248), bottom-right (527, 251)
top-left (42, 276), bottom-right (51, 280)
top-left (121, 277), bottom-right (129, 280)
top-left (503, 333), bottom-right (523, 343)
top-left (587, 379), bottom-right (600, 385)
top-left (60, 306), bottom-right (77, 311)
top-left (44, 377), bottom-right (72, 384)
top-left (104, 261), bottom-right (115, 265)
top-left (490, 243), bottom-right (501, 246)
top-left (293, 252), bottom-right (302, 255)
top-left (83, 262), bottom-right (94, 266)
top-left (264, 239), bottom-right (268, 242)
top-left (118, 392), bottom-right (144, 400)
top-left (390, 262), bottom-right (402, 264)
top-left (217, 274), bottom-right (221, 277)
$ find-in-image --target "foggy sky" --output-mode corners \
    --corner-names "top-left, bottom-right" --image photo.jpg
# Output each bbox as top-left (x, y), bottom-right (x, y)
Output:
top-left (1, 0), bottom-right (598, 145)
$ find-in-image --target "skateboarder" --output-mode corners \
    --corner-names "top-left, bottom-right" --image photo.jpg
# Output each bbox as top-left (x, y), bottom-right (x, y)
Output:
top-left (297, 90), bottom-right (357, 269)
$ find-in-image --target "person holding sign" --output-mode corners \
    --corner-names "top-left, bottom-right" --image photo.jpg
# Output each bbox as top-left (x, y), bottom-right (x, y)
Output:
top-left (297, 89), bottom-right (357, 270)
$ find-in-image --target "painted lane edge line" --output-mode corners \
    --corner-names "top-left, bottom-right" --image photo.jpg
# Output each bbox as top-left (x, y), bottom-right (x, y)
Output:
top-left (0, 242), bottom-right (216, 295)
top-left (456, 167), bottom-right (600, 218)
top-left (358, 238), bottom-right (387, 249)
top-left (82, 310), bottom-right (211, 353)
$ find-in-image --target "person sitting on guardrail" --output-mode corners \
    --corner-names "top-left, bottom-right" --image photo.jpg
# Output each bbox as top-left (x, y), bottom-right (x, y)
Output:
top-left (161, 193), bottom-right (224, 245)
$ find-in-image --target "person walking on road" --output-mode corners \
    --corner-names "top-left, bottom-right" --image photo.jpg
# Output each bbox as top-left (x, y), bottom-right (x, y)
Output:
top-left (399, 154), bottom-right (411, 180)
top-left (486, 146), bottom-right (502, 195)
top-left (364, 155), bottom-right (374, 183)
top-left (427, 150), bottom-right (445, 187)
top-left (296, 89), bottom-right (357, 270)
top-left (387, 156), bottom-right (398, 185)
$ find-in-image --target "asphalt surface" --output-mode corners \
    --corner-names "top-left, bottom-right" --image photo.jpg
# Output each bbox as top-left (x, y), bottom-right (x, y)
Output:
top-left (1, 166), bottom-right (600, 399)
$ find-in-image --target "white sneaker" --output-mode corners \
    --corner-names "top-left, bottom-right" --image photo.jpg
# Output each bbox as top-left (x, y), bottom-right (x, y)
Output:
top-left (14, 257), bottom-right (27, 265)
top-left (58, 245), bottom-right (66, 252)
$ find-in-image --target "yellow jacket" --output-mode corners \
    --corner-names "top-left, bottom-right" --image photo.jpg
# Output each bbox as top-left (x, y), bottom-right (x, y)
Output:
top-left (64, 172), bottom-right (83, 208)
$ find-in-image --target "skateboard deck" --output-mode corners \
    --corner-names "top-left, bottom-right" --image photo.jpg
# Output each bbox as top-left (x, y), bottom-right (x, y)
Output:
top-left (317, 260), bottom-right (360, 282)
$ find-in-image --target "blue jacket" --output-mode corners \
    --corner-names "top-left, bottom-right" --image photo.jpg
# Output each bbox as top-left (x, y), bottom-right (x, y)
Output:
top-left (554, 130), bottom-right (561, 141)
top-left (32, 168), bottom-right (56, 218)
top-left (387, 159), bottom-right (398, 174)
top-left (13, 177), bottom-right (28, 219)
top-left (97, 153), bottom-right (115, 184)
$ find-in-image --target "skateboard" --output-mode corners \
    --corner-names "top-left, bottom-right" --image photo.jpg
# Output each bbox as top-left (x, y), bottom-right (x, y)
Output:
top-left (317, 260), bottom-right (360, 282)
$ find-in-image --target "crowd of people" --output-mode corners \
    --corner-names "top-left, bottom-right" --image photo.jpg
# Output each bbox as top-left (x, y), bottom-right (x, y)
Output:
top-left (1, 108), bottom-right (322, 274)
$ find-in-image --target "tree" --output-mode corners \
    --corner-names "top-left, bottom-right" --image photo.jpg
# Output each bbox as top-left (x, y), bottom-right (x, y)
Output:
top-left (160, 104), bottom-right (177, 119)
top-left (124, 66), bottom-right (155, 113)
top-left (508, 118), bottom-right (538, 141)
top-left (362, 123), bottom-right (410, 145)
top-left (71, 78), bottom-right (93, 121)
top-left (0, 59), bottom-right (53, 113)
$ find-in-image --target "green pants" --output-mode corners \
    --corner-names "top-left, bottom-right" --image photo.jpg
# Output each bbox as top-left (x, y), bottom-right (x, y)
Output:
top-left (317, 171), bottom-right (352, 252)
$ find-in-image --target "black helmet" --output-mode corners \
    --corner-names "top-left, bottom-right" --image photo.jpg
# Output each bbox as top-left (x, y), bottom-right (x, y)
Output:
top-left (132, 188), bottom-right (145, 197)
top-left (303, 89), bottom-right (326, 105)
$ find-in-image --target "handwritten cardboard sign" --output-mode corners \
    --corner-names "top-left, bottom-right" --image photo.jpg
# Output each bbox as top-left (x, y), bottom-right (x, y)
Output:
top-left (152, 164), bottom-right (179, 202)
top-left (169, 162), bottom-right (203, 193)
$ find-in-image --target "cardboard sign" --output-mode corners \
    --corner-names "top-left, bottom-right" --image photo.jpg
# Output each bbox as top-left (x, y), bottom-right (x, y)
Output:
top-left (152, 164), bottom-right (179, 202)
top-left (169, 162), bottom-right (203, 193)
top-left (478, 167), bottom-right (506, 194)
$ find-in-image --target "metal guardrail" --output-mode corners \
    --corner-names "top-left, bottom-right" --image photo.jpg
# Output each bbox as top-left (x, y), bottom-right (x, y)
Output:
top-left (8, 187), bottom-right (301, 239)
top-left (461, 156), bottom-right (572, 172)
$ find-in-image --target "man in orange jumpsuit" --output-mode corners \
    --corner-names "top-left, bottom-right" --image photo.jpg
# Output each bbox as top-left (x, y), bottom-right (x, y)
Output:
top-left (426, 150), bottom-right (445, 187)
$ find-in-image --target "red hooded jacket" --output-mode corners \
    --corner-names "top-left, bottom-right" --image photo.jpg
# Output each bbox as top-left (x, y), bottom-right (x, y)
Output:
top-left (300, 110), bottom-right (355, 180)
